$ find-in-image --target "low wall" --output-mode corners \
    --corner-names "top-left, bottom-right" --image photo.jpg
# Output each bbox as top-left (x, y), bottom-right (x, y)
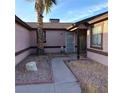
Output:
top-left (87, 51), bottom-right (108, 65)
top-left (15, 50), bottom-right (31, 65)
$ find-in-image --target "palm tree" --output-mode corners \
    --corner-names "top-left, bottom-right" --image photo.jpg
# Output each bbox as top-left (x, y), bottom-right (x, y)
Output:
top-left (29, 0), bottom-right (56, 55)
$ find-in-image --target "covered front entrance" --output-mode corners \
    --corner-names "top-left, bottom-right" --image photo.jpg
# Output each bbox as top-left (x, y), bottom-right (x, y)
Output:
top-left (67, 24), bottom-right (88, 59)
top-left (65, 29), bottom-right (87, 58)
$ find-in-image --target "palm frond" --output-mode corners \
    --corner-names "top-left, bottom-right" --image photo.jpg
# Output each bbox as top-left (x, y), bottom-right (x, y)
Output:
top-left (34, 0), bottom-right (57, 16)
top-left (44, 0), bottom-right (52, 13)
top-left (44, 0), bottom-right (56, 14)
top-left (51, 0), bottom-right (57, 5)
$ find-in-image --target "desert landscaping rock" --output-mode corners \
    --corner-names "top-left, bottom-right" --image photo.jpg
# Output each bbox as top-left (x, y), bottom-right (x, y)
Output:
top-left (26, 61), bottom-right (38, 71)
top-left (65, 59), bottom-right (108, 93)
top-left (16, 55), bottom-right (53, 85)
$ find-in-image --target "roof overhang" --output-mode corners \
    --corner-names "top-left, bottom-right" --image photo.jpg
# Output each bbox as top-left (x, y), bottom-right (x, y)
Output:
top-left (76, 11), bottom-right (108, 25)
top-left (67, 11), bottom-right (108, 32)
top-left (15, 15), bottom-right (33, 30)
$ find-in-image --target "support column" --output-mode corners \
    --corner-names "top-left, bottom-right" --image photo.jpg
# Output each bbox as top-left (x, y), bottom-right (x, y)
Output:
top-left (77, 29), bottom-right (80, 60)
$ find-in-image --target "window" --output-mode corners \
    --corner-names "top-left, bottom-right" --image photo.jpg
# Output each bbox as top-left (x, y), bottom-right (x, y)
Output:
top-left (90, 23), bottom-right (103, 49)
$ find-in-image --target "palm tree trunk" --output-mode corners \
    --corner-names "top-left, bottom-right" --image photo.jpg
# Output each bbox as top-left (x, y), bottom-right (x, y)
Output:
top-left (36, 12), bottom-right (44, 55)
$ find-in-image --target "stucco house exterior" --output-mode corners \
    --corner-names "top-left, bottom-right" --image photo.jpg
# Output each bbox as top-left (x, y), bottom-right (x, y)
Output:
top-left (15, 16), bottom-right (76, 65)
top-left (67, 12), bottom-right (108, 65)
top-left (27, 20), bottom-right (77, 53)
top-left (15, 11), bottom-right (108, 66)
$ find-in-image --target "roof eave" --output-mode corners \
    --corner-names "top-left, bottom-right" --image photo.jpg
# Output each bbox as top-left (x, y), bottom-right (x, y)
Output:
top-left (75, 11), bottom-right (108, 25)
top-left (15, 15), bottom-right (33, 30)
top-left (67, 11), bottom-right (108, 32)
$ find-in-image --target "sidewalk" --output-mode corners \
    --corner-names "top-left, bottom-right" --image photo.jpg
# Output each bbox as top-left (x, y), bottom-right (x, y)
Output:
top-left (16, 57), bottom-right (82, 93)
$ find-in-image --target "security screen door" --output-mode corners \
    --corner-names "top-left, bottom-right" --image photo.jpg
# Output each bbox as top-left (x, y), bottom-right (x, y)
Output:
top-left (65, 32), bottom-right (75, 53)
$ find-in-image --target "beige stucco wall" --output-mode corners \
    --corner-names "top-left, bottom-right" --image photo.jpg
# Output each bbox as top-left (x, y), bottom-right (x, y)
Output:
top-left (15, 23), bottom-right (32, 65)
top-left (28, 30), bottom-right (66, 53)
top-left (30, 31), bottom-right (37, 46)
top-left (103, 20), bottom-right (108, 52)
top-left (44, 30), bottom-right (66, 53)
top-left (30, 30), bottom-right (37, 53)
top-left (15, 24), bottom-right (31, 51)
top-left (30, 30), bottom-right (77, 53)
top-left (87, 20), bottom-right (108, 65)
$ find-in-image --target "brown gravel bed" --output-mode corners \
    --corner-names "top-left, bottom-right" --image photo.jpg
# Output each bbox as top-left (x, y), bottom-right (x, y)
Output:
top-left (15, 55), bottom-right (53, 85)
top-left (65, 59), bottom-right (108, 93)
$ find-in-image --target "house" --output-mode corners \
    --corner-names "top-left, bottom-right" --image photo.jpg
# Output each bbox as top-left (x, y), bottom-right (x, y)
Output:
top-left (15, 11), bottom-right (108, 66)
top-left (15, 16), bottom-right (76, 65)
top-left (67, 12), bottom-right (108, 65)
top-left (27, 20), bottom-right (77, 53)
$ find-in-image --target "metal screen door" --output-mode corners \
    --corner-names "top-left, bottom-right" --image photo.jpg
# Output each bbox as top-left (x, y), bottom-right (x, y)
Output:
top-left (65, 32), bottom-right (75, 53)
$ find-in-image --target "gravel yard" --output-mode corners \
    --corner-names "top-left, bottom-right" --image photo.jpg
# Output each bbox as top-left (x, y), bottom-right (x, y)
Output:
top-left (65, 59), bottom-right (108, 93)
top-left (16, 55), bottom-right (53, 85)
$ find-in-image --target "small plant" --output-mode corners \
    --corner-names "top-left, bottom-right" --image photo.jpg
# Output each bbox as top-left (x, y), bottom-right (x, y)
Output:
top-left (60, 46), bottom-right (65, 54)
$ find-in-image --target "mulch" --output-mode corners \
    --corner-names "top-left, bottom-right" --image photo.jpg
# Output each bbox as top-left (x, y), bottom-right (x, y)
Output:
top-left (15, 55), bottom-right (54, 85)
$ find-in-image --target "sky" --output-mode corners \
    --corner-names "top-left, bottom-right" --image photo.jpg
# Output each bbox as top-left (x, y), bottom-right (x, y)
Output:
top-left (16, 0), bottom-right (108, 22)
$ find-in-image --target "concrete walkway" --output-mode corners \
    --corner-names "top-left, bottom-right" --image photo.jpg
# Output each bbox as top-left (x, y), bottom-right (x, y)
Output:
top-left (16, 57), bottom-right (82, 93)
